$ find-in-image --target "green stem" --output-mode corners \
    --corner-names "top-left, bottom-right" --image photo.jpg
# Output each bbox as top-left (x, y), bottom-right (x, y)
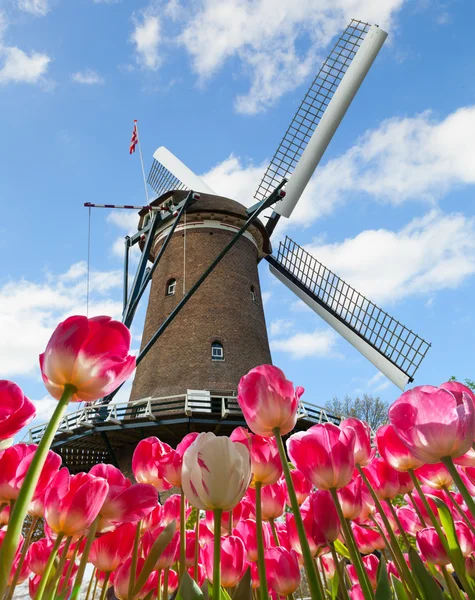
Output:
top-left (358, 465), bottom-right (419, 600)
top-left (329, 488), bottom-right (373, 600)
top-left (157, 569), bottom-right (162, 600)
top-left (385, 500), bottom-right (411, 551)
top-left (163, 567), bottom-right (169, 600)
top-left (45, 535), bottom-right (72, 600)
top-left (0, 385), bottom-right (75, 597)
top-left (269, 518), bottom-right (280, 546)
top-left (5, 515), bottom-right (38, 600)
top-left (98, 572), bottom-right (111, 600)
top-left (58, 536), bottom-right (83, 599)
top-left (213, 509), bottom-right (222, 600)
top-left (318, 557), bottom-right (328, 596)
top-left (440, 565), bottom-right (464, 599)
top-left (194, 510), bottom-right (200, 582)
top-left (442, 457), bottom-right (475, 519)
top-left (407, 490), bottom-right (427, 527)
top-left (70, 514), bottom-right (100, 600)
top-left (84, 568), bottom-right (96, 600)
top-left (442, 485), bottom-right (475, 536)
top-left (92, 576), bottom-right (98, 600)
top-left (273, 428), bottom-right (323, 600)
top-left (329, 543), bottom-right (350, 600)
top-left (180, 488), bottom-right (186, 580)
top-left (255, 482), bottom-right (269, 600)
top-left (34, 532), bottom-right (64, 600)
top-left (128, 520), bottom-right (142, 600)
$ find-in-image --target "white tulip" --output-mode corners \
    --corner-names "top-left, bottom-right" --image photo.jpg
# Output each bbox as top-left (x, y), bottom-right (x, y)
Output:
top-left (182, 432), bottom-right (251, 511)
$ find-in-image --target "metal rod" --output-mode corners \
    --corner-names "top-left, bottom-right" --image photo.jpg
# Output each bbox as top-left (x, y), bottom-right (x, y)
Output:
top-left (100, 432), bottom-right (120, 468)
top-left (134, 120), bottom-right (150, 204)
top-left (123, 236), bottom-right (130, 311)
top-left (84, 203), bottom-right (156, 210)
top-left (123, 192), bottom-right (195, 327)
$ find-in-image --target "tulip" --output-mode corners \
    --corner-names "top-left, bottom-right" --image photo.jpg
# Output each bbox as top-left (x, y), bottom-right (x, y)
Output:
top-left (132, 437), bottom-right (173, 492)
top-left (456, 520), bottom-right (474, 557)
top-left (44, 469), bottom-right (109, 537)
top-left (161, 569), bottom-right (179, 595)
top-left (230, 427), bottom-right (283, 486)
top-left (376, 424), bottom-right (424, 471)
top-left (454, 447), bottom-right (475, 467)
top-left (234, 518), bottom-right (270, 562)
top-left (246, 479), bottom-right (286, 521)
top-left (466, 554), bottom-right (475, 578)
top-left (206, 503), bottom-right (243, 535)
top-left (287, 423), bottom-right (355, 490)
top-left (203, 535), bottom-right (247, 587)
top-left (397, 506), bottom-right (423, 535)
top-left (349, 585), bottom-right (366, 600)
top-left (415, 463), bottom-right (452, 490)
top-left (286, 512), bottom-right (321, 557)
top-left (0, 381), bottom-right (36, 445)
top-left (182, 432), bottom-right (251, 511)
top-left (363, 459), bottom-right (400, 500)
top-left (337, 477), bottom-right (363, 520)
top-left (89, 463), bottom-right (158, 531)
top-left (388, 384), bottom-right (475, 463)
top-left (285, 469), bottom-right (313, 506)
top-left (185, 530), bottom-right (198, 567)
top-left (188, 564), bottom-right (206, 587)
top-left (161, 432), bottom-right (199, 487)
top-left (270, 521), bottom-right (291, 551)
top-left (265, 547), bottom-right (301, 595)
top-left (340, 418), bottom-right (374, 467)
top-left (397, 471), bottom-right (414, 495)
top-left (113, 556), bottom-right (156, 600)
top-left (237, 365), bottom-right (303, 437)
top-left (27, 538), bottom-right (53, 576)
top-left (352, 523), bottom-right (386, 554)
top-left (416, 527), bottom-right (451, 565)
top-left (89, 523), bottom-right (136, 572)
top-left (143, 527), bottom-right (180, 570)
top-left (304, 489), bottom-right (340, 543)
top-left (320, 553), bottom-right (336, 579)
top-left (348, 554), bottom-right (379, 589)
top-left (40, 315), bottom-right (136, 403)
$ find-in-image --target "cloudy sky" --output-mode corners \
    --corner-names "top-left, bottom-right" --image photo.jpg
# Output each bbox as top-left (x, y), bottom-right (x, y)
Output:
top-left (1, 0), bottom-right (475, 433)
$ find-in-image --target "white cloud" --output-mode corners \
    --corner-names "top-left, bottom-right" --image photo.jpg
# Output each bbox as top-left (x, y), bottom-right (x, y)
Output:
top-left (130, 14), bottom-right (161, 70)
top-left (271, 327), bottom-right (339, 359)
top-left (261, 290), bottom-right (272, 305)
top-left (303, 210), bottom-right (475, 305)
top-left (0, 262), bottom-right (123, 378)
top-left (18, 0), bottom-right (49, 16)
top-left (72, 69), bottom-right (104, 84)
top-left (107, 210), bottom-right (139, 231)
top-left (179, 0), bottom-right (405, 113)
top-left (0, 46), bottom-right (50, 84)
top-left (269, 318), bottom-right (294, 337)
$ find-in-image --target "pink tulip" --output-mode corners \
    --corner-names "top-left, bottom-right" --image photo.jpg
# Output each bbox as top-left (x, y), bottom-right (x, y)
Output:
top-left (456, 521), bottom-right (474, 557)
top-left (337, 477), bottom-right (363, 520)
top-left (185, 530), bottom-right (198, 567)
top-left (388, 384), bottom-right (475, 463)
top-left (287, 423), bottom-right (355, 490)
top-left (286, 512), bottom-right (321, 557)
top-left (203, 535), bottom-right (247, 587)
top-left (112, 557), bottom-right (155, 600)
top-left (188, 564), bottom-right (206, 587)
top-left (363, 458), bottom-right (400, 500)
top-left (352, 523), bottom-right (386, 554)
top-left (142, 527), bottom-right (180, 570)
top-left (161, 569), bottom-right (179, 595)
top-left (340, 418), bottom-right (374, 467)
top-left (161, 432), bottom-right (199, 487)
top-left (304, 489), bottom-right (340, 543)
top-left (265, 547), bottom-right (301, 595)
top-left (397, 506), bottom-right (423, 535)
top-left (0, 381), bottom-right (36, 443)
top-left (250, 561), bottom-right (260, 589)
top-left (237, 365), bottom-right (303, 437)
top-left (0, 444), bottom-right (61, 503)
top-left (376, 424), bottom-right (424, 471)
top-left (348, 554), bottom-right (379, 589)
top-left (285, 469), bottom-right (313, 506)
top-left (234, 518), bottom-right (270, 562)
top-left (230, 427), bottom-right (283, 486)
top-left (416, 527), bottom-right (450, 565)
top-left (349, 585), bottom-right (365, 600)
top-left (142, 504), bottom-right (163, 532)
top-left (320, 554), bottom-right (336, 579)
top-left (27, 538), bottom-right (53, 575)
top-left (206, 503), bottom-right (244, 534)
top-left (397, 471), bottom-right (414, 495)
top-left (89, 463), bottom-right (158, 531)
top-left (40, 315), bottom-right (136, 402)
top-left (132, 437), bottom-right (173, 492)
top-left (466, 554), bottom-right (475, 578)
top-left (415, 463), bottom-right (452, 490)
top-left (44, 468), bottom-right (109, 536)
top-left (89, 522), bottom-right (136, 572)
top-left (246, 479), bottom-right (286, 521)
top-left (454, 447), bottom-right (475, 467)
top-left (163, 494), bottom-right (190, 526)
top-left (405, 491), bottom-right (439, 523)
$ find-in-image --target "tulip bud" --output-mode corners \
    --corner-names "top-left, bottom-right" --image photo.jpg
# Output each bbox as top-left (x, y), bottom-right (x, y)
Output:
top-left (234, 518), bottom-right (270, 562)
top-left (0, 381), bottom-right (36, 443)
top-left (265, 547), bottom-right (301, 595)
top-left (340, 418), bottom-right (374, 466)
top-left (376, 424), bottom-right (424, 471)
top-left (337, 477), bottom-right (363, 520)
top-left (203, 536), bottom-right (247, 587)
top-left (363, 459), bottom-right (400, 500)
top-left (230, 427), bottom-right (283, 486)
top-left (132, 437), bottom-right (173, 492)
top-left (89, 523), bottom-right (136, 572)
top-left (352, 523), bottom-right (386, 554)
top-left (285, 470), bottom-right (312, 506)
top-left (348, 554), bottom-right (379, 589)
top-left (246, 480), bottom-right (286, 521)
top-left (415, 463), bottom-right (453, 490)
top-left (416, 527), bottom-right (451, 565)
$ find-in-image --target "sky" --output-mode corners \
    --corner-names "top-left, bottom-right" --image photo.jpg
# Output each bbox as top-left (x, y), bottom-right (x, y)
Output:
top-left (1, 0), bottom-right (475, 437)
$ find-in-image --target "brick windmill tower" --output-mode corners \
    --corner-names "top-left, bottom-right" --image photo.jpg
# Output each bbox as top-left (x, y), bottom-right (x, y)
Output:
top-left (25, 21), bottom-right (430, 473)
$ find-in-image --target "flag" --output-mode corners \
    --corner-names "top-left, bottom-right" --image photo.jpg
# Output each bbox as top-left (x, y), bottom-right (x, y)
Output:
top-left (129, 121), bottom-right (138, 154)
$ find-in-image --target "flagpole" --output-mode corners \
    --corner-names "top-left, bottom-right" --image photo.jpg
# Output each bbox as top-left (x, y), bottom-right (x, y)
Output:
top-left (133, 119), bottom-right (149, 203)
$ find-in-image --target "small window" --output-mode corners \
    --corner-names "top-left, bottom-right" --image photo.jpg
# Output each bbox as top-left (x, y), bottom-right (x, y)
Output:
top-left (250, 285), bottom-right (258, 304)
top-left (166, 278), bottom-right (176, 296)
top-left (211, 342), bottom-right (224, 361)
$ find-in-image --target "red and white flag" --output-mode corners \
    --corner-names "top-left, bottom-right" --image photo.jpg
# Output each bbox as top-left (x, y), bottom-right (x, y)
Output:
top-left (129, 120), bottom-right (138, 154)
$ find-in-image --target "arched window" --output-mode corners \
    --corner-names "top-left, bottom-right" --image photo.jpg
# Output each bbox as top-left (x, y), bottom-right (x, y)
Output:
top-left (166, 278), bottom-right (176, 296)
top-left (211, 341), bottom-right (224, 361)
top-left (250, 285), bottom-right (258, 304)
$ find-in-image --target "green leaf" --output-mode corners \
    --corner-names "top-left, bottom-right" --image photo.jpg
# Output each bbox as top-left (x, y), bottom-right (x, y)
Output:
top-left (333, 539), bottom-right (350, 559)
top-left (201, 580), bottom-right (210, 600)
top-left (232, 567), bottom-right (252, 600)
top-left (207, 580), bottom-right (233, 600)
top-left (433, 497), bottom-right (465, 574)
top-left (330, 567), bottom-right (340, 600)
top-left (375, 556), bottom-right (391, 600)
top-left (391, 574), bottom-right (409, 600)
top-left (408, 547), bottom-right (444, 600)
top-left (131, 520), bottom-right (177, 597)
top-left (176, 571), bottom-right (205, 600)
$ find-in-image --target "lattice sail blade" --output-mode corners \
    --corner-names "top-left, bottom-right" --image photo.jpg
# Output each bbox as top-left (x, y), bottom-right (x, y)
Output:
top-left (254, 21), bottom-right (387, 219)
top-left (267, 237), bottom-right (430, 390)
top-left (147, 146), bottom-right (216, 197)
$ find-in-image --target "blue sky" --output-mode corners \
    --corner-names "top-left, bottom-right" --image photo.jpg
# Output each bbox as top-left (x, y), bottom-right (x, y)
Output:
top-left (1, 0), bottom-right (475, 434)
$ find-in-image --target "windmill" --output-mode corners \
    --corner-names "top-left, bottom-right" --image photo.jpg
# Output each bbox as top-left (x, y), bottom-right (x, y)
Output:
top-left (26, 19), bottom-right (430, 472)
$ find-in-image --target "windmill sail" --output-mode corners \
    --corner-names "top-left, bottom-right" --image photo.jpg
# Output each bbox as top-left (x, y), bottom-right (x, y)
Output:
top-left (147, 146), bottom-right (216, 197)
top-left (267, 237), bottom-right (430, 390)
top-left (254, 20), bottom-right (387, 218)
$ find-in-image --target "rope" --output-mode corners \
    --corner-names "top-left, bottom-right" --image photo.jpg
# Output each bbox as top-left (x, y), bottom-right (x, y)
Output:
top-left (86, 206), bottom-right (91, 317)
top-left (183, 210), bottom-right (186, 295)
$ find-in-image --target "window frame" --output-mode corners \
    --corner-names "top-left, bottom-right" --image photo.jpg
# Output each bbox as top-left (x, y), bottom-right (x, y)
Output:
top-left (166, 278), bottom-right (176, 296)
top-left (211, 342), bottom-right (224, 361)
